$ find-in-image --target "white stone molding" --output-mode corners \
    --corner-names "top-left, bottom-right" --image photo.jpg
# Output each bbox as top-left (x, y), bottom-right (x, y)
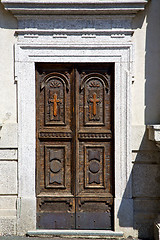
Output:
top-left (148, 125), bottom-right (160, 149)
top-left (2, 0), bottom-right (148, 16)
top-left (2, 0), bottom-right (148, 236)
top-left (14, 41), bottom-right (134, 235)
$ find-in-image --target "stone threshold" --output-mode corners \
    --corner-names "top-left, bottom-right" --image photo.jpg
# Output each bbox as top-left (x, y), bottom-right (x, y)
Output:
top-left (27, 230), bottom-right (123, 238)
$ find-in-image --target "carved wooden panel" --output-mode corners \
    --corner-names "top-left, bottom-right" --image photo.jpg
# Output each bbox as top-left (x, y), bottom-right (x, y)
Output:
top-left (37, 142), bottom-right (72, 197)
top-left (37, 197), bottom-right (75, 213)
top-left (75, 198), bottom-right (113, 229)
top-left (78, 141), bottom-right (112, 197)
top-left (39, 132), bottom-right (72, 139)
top-left (37, 197), bottom-right (75, 229)
top-left (76, 197), bottom-right (113, 213)
top-left (45, 146), bottom-right (66, 188)
top-left (36, 63), bottom-right (114, 230)
top-left (41, 72), bottom-right (70, 126)
top-left (84, 146), bottom-right (105, 189)
top-left (78, 131), bottom-right (112, 140)
top-left (80, 73), bottom-right (109, 126)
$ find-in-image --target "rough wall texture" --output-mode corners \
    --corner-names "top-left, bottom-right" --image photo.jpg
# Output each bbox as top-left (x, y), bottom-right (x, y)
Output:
top-left (0, 3), bottom-right (17, 235)
top-left (132, 0), bottom-right (160, 238)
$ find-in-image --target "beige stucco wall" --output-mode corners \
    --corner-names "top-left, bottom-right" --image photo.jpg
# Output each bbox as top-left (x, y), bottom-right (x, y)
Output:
top-left (0, 0), bottom-right (160, 238)
top-left (133, 0), bottom-right (160, 125)
top-left (0, 3), bottom-right (17, 235)
top-left (132, 0), bottom-right (160, 238)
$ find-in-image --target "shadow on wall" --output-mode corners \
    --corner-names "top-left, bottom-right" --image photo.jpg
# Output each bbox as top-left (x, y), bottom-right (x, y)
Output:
top-left (118, 1), bottom-right (160, 239)
top-left (118, 129), bottom-right (160, 239)
top-left (0, 2), bottom-right (17, 29)
top-left (145, 0), bottom-right (160, 124)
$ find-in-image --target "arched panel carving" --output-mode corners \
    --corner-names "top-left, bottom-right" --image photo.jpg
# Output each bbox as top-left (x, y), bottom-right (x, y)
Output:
top-left (80, 73), bottom-right (109, 126)
top-left (41, 72), bottom-right (70, 125)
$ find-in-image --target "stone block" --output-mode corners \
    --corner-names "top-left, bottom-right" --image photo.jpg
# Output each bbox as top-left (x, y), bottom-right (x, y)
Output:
top-left (0, 123), bottom-right (17, 148)
top-left (115, 198), bottom-right (134, 228)
top-left (0, 217), bottom-right (16, 236)
top-left (0, 210), bottom-right (16, 217)
top-left (134, 199), bottom-right (160, 213)
top-left (0, 149), bottom-right (17, 160)
top-left (17, 197), bottom-right (36, 235)
top-left (0, 196), bottom-right (16, 209)
top-left (133, 164), bottom-right (160, 197)
top-left (132, 151), bottom-right (160, 164)
top-left (132, 125), bottom-right (158, 151)
top-left (134, 200), bottom-right (160, 239)
top-left (134, 222), bottom-right (154, 240)
top-left (114, 198), bottom-right (138, 238)
top-left (0, 161), bottom-right (17, 194)
top-left (134, 199), bottom-right (159, 239)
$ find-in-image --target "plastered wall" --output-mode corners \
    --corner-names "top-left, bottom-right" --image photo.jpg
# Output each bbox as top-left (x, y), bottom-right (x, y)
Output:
top-left (0, 3), bottom-right (17, 235)
top-left (0, 0), bottom-right (160, 238)
top-left (132, 0), bottom-right (160, 238)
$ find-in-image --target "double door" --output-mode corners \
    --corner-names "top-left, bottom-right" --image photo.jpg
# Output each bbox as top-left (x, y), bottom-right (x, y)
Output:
top-left (36, 63), bottom-right (114, 229)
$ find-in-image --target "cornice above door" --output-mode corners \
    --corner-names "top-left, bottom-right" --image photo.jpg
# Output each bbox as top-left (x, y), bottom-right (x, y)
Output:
top-left (2, 0), bottom-right (148, 16)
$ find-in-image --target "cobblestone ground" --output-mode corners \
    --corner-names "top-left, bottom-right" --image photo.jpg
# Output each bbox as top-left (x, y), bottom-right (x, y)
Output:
top-left (0, 237), bottom-right (142, 240)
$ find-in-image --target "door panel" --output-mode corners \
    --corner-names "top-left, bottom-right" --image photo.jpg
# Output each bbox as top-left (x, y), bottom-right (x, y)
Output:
top-left (76, 198), bottom-right (112, 229)
top-left (78, 142), bottom-right (112, 195)
top-left (36, 63), bottom-right (114, 230)
top-left (38, 142), bottom-right (72, 193)
top-left (75, 64), bottom-right (113, 229)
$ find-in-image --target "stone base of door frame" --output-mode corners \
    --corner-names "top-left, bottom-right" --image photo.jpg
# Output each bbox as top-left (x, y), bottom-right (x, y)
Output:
top-left (27, 230), bottom-right (123, 239)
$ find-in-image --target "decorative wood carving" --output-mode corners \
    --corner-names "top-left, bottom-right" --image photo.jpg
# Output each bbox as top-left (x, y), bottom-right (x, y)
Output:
top-left (41, 72), bottom-right (70, 125)
top-left (80, 73), bottom-right (109, 126)
top-left (45, 146), bottom-right (66, 188)
top-left (38, 198), bottom-right (74, 213)
top-left (78, 132), bottom-right (112, 140)
top-left (77, 197), bottom-right (113, 212)
top-left (36, 63), bottom-right (113, 230)
top-left (80, 73), bottom-right (109, 92)
top-left (85, 146), bottom-right (105, 188)
top-left (39, 132), bottom-right (72, 139)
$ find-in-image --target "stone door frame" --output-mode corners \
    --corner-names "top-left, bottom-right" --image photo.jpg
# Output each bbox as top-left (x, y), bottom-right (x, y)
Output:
top-left (15, 42), bottom-right (133, 234)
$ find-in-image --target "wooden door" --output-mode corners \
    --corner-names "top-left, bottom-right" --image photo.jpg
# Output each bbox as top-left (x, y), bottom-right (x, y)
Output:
top-left (36, 63), bottom-right (114, 230)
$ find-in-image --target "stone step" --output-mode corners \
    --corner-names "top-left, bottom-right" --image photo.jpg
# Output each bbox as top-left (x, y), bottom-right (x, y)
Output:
top-left (27, 230), bottom-right (123, 239)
